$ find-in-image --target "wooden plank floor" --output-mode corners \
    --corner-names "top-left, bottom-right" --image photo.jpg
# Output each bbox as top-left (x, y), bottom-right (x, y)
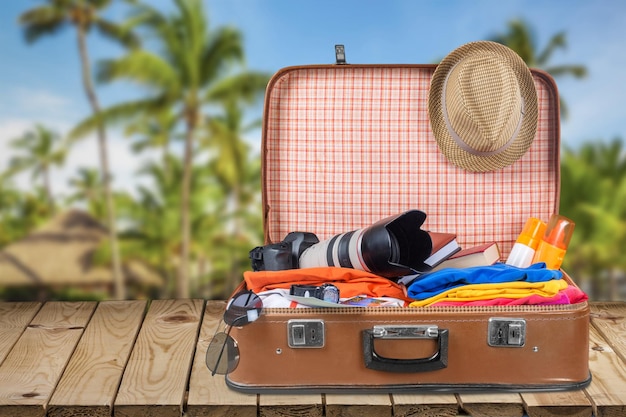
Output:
top-left (0, 301), bottom-right (624, 417)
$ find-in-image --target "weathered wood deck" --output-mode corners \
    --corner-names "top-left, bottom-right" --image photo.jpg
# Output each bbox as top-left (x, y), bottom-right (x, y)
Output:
top-left (0, 300), bottom-right (624, 417)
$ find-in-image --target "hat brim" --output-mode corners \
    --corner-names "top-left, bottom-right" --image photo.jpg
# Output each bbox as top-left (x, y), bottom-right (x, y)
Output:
top-left (428, 41), bottom-right (538, 172)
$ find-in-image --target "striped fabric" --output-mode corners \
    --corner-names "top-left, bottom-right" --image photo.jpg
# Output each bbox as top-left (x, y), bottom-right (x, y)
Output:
top-left (262, 65), bottom-right (560, 258)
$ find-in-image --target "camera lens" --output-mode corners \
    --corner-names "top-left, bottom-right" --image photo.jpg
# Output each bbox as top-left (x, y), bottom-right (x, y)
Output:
top-left (299, 210), bottom-right (433, 278)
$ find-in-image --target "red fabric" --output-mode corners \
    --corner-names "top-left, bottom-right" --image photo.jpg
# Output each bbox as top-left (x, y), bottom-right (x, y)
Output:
top-left (243, 267), bottom-right (410, 301)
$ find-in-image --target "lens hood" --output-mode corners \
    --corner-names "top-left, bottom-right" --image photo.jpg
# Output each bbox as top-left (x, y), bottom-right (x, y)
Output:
top-left (360, 210), bottom-right (433, 277)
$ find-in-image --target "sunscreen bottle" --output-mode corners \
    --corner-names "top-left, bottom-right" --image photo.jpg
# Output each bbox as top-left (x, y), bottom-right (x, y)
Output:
top-left (506, 217), bottom-right (547, 268)
top-left (532, 214), bottom-right (575, 270)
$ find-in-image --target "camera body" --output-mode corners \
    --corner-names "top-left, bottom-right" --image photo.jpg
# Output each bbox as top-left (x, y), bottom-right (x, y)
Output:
top-left (249, 231), bottom-right (319, 271)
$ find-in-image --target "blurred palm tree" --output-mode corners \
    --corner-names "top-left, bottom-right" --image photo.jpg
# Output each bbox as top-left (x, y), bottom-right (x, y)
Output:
top-left (115, 156), bottom-right (183, 296)
top-left (0, 179), bottom-right (24, 247)
top-left (116, 155), bottom-right (223, 297)
top-left (561, 139), bottom-right (626, 300)
top-left (19, 0), bottom-right (139, 300)
top-left (203, 98), bottom-right (264, 295)
top-left (124, 109), bottom-right (180, 176)
top-left (0, 180), bottom-right (53, 248)
top-left (66, 167), bottom-right (106, 218)
top-left (7, 124), bottom-right (67, 211)
top-left (490, 19), bottom-right (587, 118)
top-left (71, 0), bottom-right (270, 297)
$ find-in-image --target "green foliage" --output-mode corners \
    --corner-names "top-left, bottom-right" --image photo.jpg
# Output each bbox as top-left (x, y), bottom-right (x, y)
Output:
top-left (7, 124), bottom-right (67, 210)
top-left (67, 0), bottom-right (270, 298)
top-left (560, 138), bottom-right (626, 299)
top-left (0, 180), bottom-right (55, 248)
top-left (65, 167), bottom-right (106, 218)
top-left (19, 0), bottom-right (139, 47)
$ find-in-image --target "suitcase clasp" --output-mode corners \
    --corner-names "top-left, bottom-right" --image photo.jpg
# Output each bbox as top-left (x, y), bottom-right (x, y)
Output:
top-left (488, 318), bottom-right (526, 347)
top-left (287, 319), bottom-right (325, 348)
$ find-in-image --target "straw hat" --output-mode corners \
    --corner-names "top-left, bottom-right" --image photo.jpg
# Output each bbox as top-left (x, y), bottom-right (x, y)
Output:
top-left (428, 41), bottom-right (538, 172)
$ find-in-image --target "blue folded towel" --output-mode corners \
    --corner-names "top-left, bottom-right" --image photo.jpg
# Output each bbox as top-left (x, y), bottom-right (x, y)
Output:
top-left (407, 262), bottom-right (562, 300)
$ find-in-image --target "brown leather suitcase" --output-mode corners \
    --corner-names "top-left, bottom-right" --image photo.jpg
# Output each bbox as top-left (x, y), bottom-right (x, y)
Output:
top-left (222, 45), bottom-right (591, 393)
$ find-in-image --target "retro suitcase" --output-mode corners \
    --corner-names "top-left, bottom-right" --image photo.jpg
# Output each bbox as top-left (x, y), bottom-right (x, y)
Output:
top-left (223, 48), bottom-right (591, 392)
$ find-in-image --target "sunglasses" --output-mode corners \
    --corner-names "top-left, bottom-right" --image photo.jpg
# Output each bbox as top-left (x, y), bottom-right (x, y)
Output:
top-left (206, 290), bottom-right (263, 376)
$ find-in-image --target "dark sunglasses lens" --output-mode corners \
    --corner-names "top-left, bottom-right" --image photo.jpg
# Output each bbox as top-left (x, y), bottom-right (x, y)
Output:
top-left (206, 332), bottom-right (239, 375)
top-left (224, 290), bottom-right (263, 327)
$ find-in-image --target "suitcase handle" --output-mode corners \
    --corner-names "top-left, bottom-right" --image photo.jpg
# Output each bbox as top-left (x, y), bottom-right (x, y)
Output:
top-left (362, 326), bottom-right (448, 373)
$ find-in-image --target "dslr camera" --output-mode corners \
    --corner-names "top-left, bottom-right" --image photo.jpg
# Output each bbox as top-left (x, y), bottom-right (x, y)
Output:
top-left (249, 210), bottom-right (433, 278)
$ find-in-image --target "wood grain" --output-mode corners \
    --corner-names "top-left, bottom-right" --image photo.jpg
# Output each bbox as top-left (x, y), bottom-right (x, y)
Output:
top-left (584, 325), bottom-right (626, 417)
top-left (114, 299), bottom-right (203, 417)
top-left (0, 301), bottom-right (96, 417)
top-left (187, 300), bottom-right (257, 417)
top-left (458, 392), bottom-right (524, 417)
top-left (392, 393), bottom-right (460, 417)
top-left (325, 393), bottom-right (392, 417)
top-left (591, 302), bottom-right (626, 364)
top-left (258, 393), bottom-right (323, 417)
top-left (47, 300), bottom-right (147, 417)
top-left (522, 389), bottom-right (592, 417)
top-left (0, 302), bottom-right (40, 365)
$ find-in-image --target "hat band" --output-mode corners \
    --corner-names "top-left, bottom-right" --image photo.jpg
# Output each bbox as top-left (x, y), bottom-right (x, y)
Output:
top-left (441, 63), bottom-right (525, 157)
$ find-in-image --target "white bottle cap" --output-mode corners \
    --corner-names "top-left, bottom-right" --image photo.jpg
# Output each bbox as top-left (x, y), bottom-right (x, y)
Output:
top-left (505, 243), bottom-right (535, 268)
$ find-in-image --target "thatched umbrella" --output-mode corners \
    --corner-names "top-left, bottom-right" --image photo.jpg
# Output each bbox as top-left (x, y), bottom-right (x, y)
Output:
top-left (0, 209), bottom-right (162, 292)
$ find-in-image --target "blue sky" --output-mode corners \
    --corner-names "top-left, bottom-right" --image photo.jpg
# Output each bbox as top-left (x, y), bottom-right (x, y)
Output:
top-left (1, 0), bottom-right (625, 197)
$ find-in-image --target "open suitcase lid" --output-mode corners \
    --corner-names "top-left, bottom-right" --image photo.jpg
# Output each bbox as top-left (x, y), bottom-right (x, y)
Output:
top-left (260, 64), bottom-right (561, 258)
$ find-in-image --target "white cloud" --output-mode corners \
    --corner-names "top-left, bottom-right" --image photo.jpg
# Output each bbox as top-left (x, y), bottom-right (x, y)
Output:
top-left (0, 117), bottom-right (155, 201)
top-left (53, 132), bottom-right (158, 199)
top-left (0, 85), bottom-right (157, 200)
top-left (14, 88), bottom-right (71, 112)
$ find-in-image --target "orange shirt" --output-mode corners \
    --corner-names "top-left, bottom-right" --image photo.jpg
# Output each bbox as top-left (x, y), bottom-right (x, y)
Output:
top-left (243, 267), bottom-right (410, 302)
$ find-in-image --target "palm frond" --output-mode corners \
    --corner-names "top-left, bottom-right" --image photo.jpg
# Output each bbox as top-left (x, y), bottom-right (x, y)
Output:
top-left (200, 26), bottom-right (245, 83)
top-left (90, 0), bottom-right (114, 8)
top-left (543, 64), bottom-right (588, 79)
top-left (124, 1), bottom-right (168, 31)
top-left (94, 18), bottom-right (140, 49)
top-left (96, 50), bottom-right (180, 91)
top-left (69, 96), bottom-right (170, 140)
top-left (19, 6), bottom-right (68, 43)
top-left (491, 19), bottom-right (536, 65)
top-left (536, 32), bottom-right (566, 66)
top-left (205, 72), bottom-right (270, 103)
top-left (175, 0), bottom-right (207, 87)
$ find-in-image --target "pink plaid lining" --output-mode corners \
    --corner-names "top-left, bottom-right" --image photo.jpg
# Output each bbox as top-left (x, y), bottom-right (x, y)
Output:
top-left (262, 65), bottom-right (560, 258)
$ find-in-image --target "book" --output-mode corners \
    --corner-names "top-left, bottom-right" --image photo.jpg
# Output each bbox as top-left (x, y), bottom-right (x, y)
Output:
top-left (430, 241), bottom-right (500, 272)
top-left (424, 231), bottom-right (461, 268)
top-left (397, 241), bottom-right (500, 286)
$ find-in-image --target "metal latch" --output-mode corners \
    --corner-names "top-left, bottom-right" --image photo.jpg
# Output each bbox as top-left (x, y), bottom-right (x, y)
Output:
top-left (488, 318), bottom-right (526, 347)
top-left (335, 44), bottom-right (346, 64)
top-left (288, 319), bottom-right (324, 348)
top-left (372, 325), bottom-right (439, 339)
